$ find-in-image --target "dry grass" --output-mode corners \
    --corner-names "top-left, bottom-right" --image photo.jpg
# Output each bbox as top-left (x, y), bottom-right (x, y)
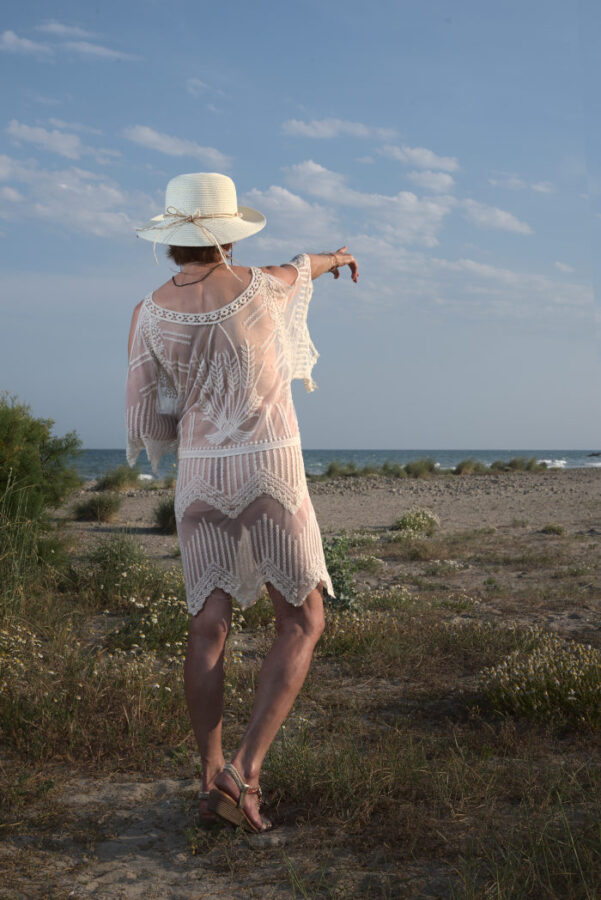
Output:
top-left (1, 506), bottom-right (601, 896)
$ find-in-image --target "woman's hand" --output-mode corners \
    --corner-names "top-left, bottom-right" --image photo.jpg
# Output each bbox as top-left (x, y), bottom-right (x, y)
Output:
top-left (308, 247), bottom-right (359, 283)
top-left (329, 247), bottom-right (359, 283)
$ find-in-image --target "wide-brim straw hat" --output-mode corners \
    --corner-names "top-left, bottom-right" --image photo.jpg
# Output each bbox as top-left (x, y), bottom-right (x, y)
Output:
top-left (136, 172), bottom-right (266, 247)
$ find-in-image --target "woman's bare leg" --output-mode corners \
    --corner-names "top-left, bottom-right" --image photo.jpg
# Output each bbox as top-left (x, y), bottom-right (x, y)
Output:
top-left (214, 581), bottom-right (325, 829)
top-left (184, 588), bottom-right (233, 798)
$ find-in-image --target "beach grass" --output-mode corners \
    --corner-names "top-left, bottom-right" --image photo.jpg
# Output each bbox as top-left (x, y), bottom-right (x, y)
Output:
top-left (306, 455), bottom-right (549, 481)
top-left (1, 479), bottom-right (600, 896)
top-left (71, 490), bottom-right (122, 522)
top-left (94, 463), bottom-right (143, 492)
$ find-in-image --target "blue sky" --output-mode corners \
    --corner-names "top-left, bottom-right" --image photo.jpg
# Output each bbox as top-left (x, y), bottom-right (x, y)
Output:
top-left (1, 0), bottom-right (599, 450)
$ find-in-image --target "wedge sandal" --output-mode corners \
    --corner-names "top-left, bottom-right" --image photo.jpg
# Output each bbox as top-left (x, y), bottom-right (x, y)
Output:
top-left (208, 763), bottom-right (272, 833)
top-left (193, 790), bottom-right (218, 828)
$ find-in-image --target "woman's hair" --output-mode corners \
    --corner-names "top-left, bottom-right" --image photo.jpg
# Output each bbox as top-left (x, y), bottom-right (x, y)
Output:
top-left (167, 244), bottom-right (232, 266)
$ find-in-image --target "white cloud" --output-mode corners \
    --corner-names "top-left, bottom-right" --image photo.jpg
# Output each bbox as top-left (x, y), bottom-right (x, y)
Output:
top-left (0, 154), bottom-right (155, 238)
top-left (380, 144), bottom-right (459, 172)
top-left (0, 30), bottom-right (52, 56)
top-left (36, 21), bottom-right (93, 39)
top-left (186, 77), bottom-right (225, 99)
top-left (0, 28), bottom-right (138, 62)
top-left (122, 125), bottom-right (230, 168)
top-left (187, 78), bottom-right (210, 96)
top-left (241, 185), bottom-right (339, 254)
top-left (531, 181), bottom-right (555, 194)
top-left (431, 256), bottom-right (592, 319)
top-left (462, 198), bottom-right (533, 234)
top-left (555, 261), bottom-right (574, 273)
top-left (6, 120), bottom-right (120, 165)
top-left (489, 173), bottom-right (555, 194)
top-left (7, 120), bottom-right (83, 159)
top-left (407, 170), bottom-right (455, 193)
top-left (48, 118), bottom-right (102, 135)
top-left (286, 160), bottom-right (454, 248)
top-left (282, 118), bottom-right (396, 141)
top-left (62, 40), bottom-right (139, 61)
top-left (0, 185), bottom-right (24, 202)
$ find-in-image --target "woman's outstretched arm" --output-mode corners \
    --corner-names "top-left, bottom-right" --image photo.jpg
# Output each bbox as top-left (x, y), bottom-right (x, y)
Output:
top-left (261, 247), bottom-right (359, 285)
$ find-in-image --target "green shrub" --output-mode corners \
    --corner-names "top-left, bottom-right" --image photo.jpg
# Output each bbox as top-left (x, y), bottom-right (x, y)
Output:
top-left (454, 457), bottom-right (488, 475)
top-left (72, 492), bottom-right (122, 522)
top-left (82, 534), bottom-right (186, 613)
top-left (0, 391), bottom-right (82, 521)
top-left (479, 626), bottom-right (601, 729)
top-left (490, 457), bottom-right (547, 473)
top-left (322, 534), bottom-right (359, 611)
top-left (0, 466), bottom-right (74, 620)
top-left (0, 475), bottom-right (44, 616)
top-left (381, 460), bottom-right (407, 478)
top-left (390, 506), bottom-right (440, 537)
top-left (105, 591), bottom-right (189, 659)
top-left (154, 496), bottom-right (176, 534)
top-left (404, 457), bottom-right (438, 478)
top-left (540, 523), bottom-right (564, 535)
top-left (95, 464), bottom-right (142, 492)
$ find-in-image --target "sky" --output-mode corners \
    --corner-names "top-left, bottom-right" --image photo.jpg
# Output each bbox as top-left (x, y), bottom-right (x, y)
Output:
top-left (1, 0), bottom-right (600, 450)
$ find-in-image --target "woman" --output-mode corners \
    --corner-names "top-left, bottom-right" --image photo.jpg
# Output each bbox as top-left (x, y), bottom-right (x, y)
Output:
top-left (125, 172), bottom-right (358, 833)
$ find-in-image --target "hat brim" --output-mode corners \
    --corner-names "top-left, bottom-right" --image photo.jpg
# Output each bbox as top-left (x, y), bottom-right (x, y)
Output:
top-left (136, 205), bottom-right (266, 247)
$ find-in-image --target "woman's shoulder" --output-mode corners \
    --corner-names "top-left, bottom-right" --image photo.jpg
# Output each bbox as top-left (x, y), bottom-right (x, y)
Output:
top-left (259, 260), bottom-right (302, 287)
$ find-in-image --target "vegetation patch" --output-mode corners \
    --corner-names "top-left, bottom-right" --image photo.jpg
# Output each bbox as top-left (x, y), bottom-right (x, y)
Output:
top-left (153, 495), bottom-right (177, 534)
top-left (72, 491), bottom-right (122, 522)
top-left (479, 626), bottom-right (601, 729)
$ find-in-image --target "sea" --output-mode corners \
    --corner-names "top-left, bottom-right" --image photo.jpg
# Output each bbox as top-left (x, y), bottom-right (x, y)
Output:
top-left (73, 449), bottom-right (600, 482)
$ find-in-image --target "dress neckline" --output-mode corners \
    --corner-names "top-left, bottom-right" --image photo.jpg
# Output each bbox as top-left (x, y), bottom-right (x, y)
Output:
top-left (146, 266), bottom-right (259, 324)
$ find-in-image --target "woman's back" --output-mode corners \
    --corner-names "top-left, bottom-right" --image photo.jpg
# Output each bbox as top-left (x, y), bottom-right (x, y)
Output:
top-left (126, 253), bottom-right (319, 522)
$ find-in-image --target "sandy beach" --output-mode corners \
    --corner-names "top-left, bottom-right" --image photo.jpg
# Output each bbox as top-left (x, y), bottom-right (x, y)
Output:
top-left (62, 467), bottom-right (601, 562)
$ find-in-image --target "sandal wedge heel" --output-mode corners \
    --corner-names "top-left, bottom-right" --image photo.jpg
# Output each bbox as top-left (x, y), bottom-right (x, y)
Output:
top-left (207, 763), bottom-right (272, 833)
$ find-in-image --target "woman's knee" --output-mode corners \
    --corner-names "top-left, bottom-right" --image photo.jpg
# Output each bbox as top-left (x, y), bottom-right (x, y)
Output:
top-left (188, 589), bottom-right (232, 646)
top-left (271, 584), bottom-right (325, 643)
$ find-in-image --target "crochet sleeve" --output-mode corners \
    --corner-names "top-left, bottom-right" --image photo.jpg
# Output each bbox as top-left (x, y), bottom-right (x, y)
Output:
top-left (125, 305), bottom-right (179, 476)
top-left (280, 253), bottom-right (319, 393)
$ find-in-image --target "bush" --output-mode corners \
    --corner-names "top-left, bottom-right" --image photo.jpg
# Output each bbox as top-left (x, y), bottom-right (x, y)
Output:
top-left (390, 506), bottom-right (440, 537)
top-left (85, 534), bottom-right (185, 611)
top-left (404, 457), bottom-right (438, 478)
top-left (322, 534), bottom-right (359, 611)
top-left (95, 464), bottom-right (142, 492)
top-left (479, 627), bottom-right (601, 729)
top-left (454, 457), bottom-right (488, 475)
top-left (154, 496), bottom-right (176, 534)
top-left (0, 475), bottom-right (45, 618)
top-left (540, 523), bottom-right (564, 535)
top-left (0, 391), bottom-right (82, 521)
top-left (72, 492), bottom-right (122, 522)
top-left (381, 460), bottom-right (407, 478)
top-left (490, 456), bottom-right (547, 473)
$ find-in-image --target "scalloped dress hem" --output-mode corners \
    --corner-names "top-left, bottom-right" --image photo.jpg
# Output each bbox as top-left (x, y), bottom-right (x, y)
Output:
top-left (186, 571), bottom-right (334, 617)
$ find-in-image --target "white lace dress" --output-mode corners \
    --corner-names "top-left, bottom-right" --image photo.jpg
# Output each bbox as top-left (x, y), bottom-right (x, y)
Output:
top-left (125, 253), bottom-right (335, 614)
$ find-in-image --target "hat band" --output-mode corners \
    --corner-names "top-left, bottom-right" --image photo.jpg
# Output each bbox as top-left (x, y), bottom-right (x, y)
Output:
top-left (136, 205), bottom-right (244, 277)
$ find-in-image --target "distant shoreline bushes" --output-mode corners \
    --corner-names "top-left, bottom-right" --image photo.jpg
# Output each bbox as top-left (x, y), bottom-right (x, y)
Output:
top-left (306, 455), bottom-right (548, 481)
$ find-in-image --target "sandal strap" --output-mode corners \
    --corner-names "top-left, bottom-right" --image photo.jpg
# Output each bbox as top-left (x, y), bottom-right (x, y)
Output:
top-left (223, 763), bottom-right (262, 809)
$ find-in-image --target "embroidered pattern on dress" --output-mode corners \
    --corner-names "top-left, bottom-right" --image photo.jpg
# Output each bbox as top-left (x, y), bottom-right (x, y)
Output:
top-left (178, 505), bottom-right (335, 614)
top-left (145, 267), bottom-right (260, 324)
top-left (194, 340), bottom-right (264, 445)
top-left (174, 441), bottom-right (308, 522)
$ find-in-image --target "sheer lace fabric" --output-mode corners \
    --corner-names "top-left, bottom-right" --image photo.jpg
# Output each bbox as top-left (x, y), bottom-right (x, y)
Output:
top-left (125, 253), bottom-right (334, 612)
